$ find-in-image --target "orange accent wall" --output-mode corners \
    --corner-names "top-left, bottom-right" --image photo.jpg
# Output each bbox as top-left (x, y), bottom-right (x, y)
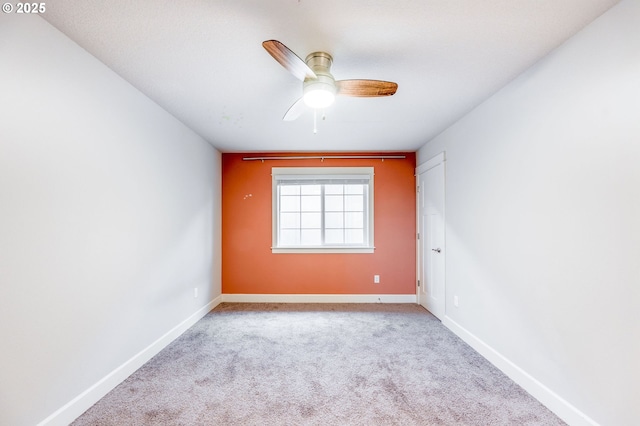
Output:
top-left (222, 153), bottom-right (416, 294)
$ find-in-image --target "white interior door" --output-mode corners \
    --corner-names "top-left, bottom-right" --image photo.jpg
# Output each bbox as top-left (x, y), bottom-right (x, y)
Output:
top-left (417, 153), bottom-right (445, 319)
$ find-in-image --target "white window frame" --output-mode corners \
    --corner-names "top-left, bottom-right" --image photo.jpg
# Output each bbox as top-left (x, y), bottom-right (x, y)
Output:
top-left (272, 167), bottom-right (374, 253)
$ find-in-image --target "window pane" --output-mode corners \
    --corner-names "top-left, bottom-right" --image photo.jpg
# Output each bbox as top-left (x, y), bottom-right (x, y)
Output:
top-left (280, 185), bottom-right (300, 195)
top-left (325, 184), bottom-right (343, 195)
top-left (280, 229), bottom-right (300, 245)
top-left (345, 195), bottom-right (363, 211)
top-left (325, 229), bottom-right (344, 244)
top-left (325, 195), bottom-right (343, 211)
top-left (345, 184), bottom-right (364, 194)
top-left (301, 212), bottom-right (321, 228)
top-left (345, 229), bottom-right (364, 244)
top-left (301, 229), bottom-right (321, 245)
top-left (280, 195), bottom-right (300, 212)
top-left (325, 212), bottom-right (343, 228)
top-left (280, 212), bottom-right (300, 229)
top-left (301, 185), bottom-right (321, 195)
top-left (345, 212), bottom-right (363, 228)
top-left (301, 195), bottom-right (321, 212)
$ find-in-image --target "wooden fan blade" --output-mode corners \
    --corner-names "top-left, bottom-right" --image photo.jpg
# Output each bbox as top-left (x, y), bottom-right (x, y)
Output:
top-left (283, 97), bottom-right (306, 121)
top-left (335, 80), bottom-right (398, 97)
top-left (263, 40), bottom-right (317, 81)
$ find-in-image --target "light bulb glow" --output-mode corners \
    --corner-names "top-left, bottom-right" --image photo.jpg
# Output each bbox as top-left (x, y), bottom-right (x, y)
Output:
top-left (303, 89), bottom-right (335, 109)
top-left (303, 75), bottom-right (336, 109)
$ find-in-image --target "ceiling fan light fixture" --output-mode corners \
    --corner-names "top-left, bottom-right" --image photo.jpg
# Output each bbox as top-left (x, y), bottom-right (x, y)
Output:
top-left (303, 87), bottom-right (335, 109)
top-left (303, 74), bottom-right (336, 109)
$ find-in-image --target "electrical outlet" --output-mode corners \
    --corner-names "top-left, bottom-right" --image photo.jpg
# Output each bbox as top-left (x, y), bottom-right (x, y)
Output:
top-left (374, 275), bottom-right (380, 284)
top-left (194, 288), bottom-right (198, 298)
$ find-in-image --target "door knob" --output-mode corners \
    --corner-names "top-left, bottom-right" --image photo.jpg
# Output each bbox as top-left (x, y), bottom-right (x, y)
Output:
top-left (431, 248), bottom-right (441, 253)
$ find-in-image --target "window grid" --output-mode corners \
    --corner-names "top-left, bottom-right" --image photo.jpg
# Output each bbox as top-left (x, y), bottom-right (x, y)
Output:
top-left (277, 183), bottom-right (367, 247)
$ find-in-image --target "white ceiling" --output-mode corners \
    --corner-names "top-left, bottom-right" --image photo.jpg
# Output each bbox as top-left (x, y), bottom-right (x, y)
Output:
top-left (42, 0), bottom-right (619, 153)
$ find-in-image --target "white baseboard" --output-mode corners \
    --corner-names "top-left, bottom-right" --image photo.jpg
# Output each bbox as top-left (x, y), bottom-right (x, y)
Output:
top-left (442, 316), bottom-right (598, 426)
top-left (222, 293), bottom-right (417, 304)
top-left (38, 295), bottom-right (223, 426)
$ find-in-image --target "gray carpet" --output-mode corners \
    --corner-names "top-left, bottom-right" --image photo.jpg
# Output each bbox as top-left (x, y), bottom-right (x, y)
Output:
top-left (73, 303), bottom-right (565, 425)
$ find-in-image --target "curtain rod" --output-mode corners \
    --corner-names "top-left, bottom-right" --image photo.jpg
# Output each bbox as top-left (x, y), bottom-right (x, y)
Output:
top-left (243, 155), bottom-right (406, 162)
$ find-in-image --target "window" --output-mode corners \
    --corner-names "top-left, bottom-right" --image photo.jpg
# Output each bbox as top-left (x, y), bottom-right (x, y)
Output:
top-left (272, 167), bottom-right (374, 253)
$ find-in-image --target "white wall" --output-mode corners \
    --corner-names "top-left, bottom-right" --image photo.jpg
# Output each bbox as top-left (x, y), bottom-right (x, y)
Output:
top-left (0, 15), bottom-right (222, 426)
top-left (417, 1), bottom-right (639, 424)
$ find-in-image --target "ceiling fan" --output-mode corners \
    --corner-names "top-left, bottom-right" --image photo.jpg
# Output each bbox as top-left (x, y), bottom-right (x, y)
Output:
top-left (262, 40), bottom-right (398, 122)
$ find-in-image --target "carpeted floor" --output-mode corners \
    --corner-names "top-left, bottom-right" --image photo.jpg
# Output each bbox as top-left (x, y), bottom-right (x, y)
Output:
top-left (73, 303), bottom-right (565, 425)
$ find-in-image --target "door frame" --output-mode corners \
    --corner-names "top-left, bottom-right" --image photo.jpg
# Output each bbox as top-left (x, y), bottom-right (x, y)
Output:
top-left (416, 152), bottom-right (446, 316)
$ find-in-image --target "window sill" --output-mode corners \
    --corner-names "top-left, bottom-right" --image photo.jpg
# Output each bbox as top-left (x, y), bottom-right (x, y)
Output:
top-left (272, 246), bottom-right (375, 254)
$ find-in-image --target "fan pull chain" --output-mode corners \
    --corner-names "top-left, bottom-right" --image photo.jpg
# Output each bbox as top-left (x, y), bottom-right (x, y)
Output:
top-left (311, 110), bottom-right (327, 134)
top-left (313, 109), bottom-right (318, 134)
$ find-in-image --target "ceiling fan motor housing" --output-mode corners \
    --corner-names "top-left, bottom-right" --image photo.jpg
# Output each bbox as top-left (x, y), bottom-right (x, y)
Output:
top-left (303, 52), bottom-right (336, 108)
